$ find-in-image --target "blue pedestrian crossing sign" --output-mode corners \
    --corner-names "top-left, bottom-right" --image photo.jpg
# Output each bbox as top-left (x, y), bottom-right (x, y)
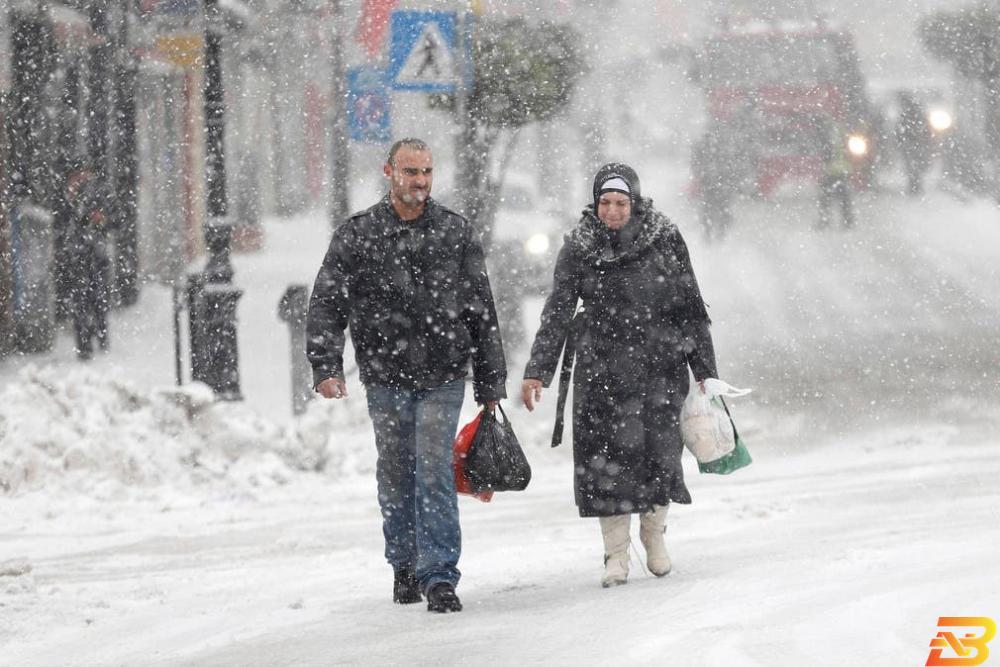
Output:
top-left (388, 10), bottom-right (458, 93)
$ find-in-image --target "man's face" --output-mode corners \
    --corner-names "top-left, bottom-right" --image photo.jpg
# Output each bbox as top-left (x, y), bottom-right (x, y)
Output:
top-left (385, 147), bottom-right (433, 207)
top-left (597, 191), bottom-right (631, 230)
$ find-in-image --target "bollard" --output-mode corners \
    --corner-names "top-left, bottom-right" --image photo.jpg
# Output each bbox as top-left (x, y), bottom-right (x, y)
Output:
top-left (172, 281), bottom-right (183, 386)
top-left (187, 270), bottom-right (243, 400)
top-left (186, 222), bottom-right (243, 400)
top-left (278, 284), bottom-right (313, 415)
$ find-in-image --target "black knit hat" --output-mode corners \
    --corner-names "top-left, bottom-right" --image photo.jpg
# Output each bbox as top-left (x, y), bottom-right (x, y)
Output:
top-left (593, 162), bottom-right (641, 210)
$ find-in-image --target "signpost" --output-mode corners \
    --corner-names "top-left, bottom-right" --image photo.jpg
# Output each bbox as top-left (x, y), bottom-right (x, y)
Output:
top-left (388, 10), bottom-right (458, 93)
top-left (347, 67), bottom-right (391, 143)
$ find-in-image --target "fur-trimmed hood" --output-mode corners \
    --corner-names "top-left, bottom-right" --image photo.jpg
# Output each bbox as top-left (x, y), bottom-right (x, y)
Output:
top-left (567, 197), bottom-right (678, 265)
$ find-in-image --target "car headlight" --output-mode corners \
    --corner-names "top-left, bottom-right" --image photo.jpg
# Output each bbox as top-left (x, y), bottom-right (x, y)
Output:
top-left (524, 233), bottom-right (550, 257)
top-left (928, 108), bottom-right (953, 132)
top-left (847, 134), bottom-right (868, 157)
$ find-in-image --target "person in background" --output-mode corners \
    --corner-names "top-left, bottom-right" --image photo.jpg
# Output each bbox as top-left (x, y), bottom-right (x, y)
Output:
top-left (691, 123), bottom-right (742, 241)
top-left (521, 163), bottom-right (718, 588)
top-left (817, 119), bottom-right (856, 229)
top-left (895, 92), bottom-right (932, 196)
top-left (65, 160), bottom-right (111, 361)
top-left (306, 138), bottom-right (507, 613)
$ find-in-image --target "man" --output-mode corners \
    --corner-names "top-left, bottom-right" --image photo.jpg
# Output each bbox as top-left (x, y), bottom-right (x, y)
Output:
top-left (306, 138), bottom-right (507, 613)
top-left (65, 160), bottom-right (111, 360)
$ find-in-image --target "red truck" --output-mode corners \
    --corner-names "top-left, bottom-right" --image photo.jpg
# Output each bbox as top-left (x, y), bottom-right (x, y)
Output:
top-left (691, 17), bottom-right (877, 195)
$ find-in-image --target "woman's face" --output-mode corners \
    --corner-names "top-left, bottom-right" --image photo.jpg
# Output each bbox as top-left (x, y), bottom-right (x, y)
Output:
top-left (597, 191), bottom-right (631, 230)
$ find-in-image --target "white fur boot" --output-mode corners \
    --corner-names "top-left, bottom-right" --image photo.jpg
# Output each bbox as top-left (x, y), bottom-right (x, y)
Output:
top-left (599, 514), bottom-right (631, 588)
top-left (639, 504), bottom-right (671, 577)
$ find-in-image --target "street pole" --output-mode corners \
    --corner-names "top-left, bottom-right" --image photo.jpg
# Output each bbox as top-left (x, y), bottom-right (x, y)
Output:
top-left (0, 88), bottom-right (12, 357)
top-left (981, 12), bottom-right (1000, 193)
top-left (113, 0), bottom-right (139, 306)
top-left (455, 5), bottom-right (468, 138)
top-left (204, 0), bottom-right (228, 241)
top-left (328, 0), bottom-right (350, 229)
top-left (9, 8), bottom-right (56, 353)
top-left (88, 0), bottom-right (111, 189)
top-left (455, 3), bottom-right (479, 234)
top-left (188, 0), bottom-right (243, 400)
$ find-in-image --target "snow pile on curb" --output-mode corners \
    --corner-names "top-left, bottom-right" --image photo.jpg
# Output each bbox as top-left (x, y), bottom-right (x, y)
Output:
top-left (0, 559), bottom-right (35, 596)
top-left (0, 365), bottom-right (376, 497)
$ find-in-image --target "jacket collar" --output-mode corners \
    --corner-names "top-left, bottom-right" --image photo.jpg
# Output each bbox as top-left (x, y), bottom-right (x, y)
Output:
top-left (376, 195), bottom-right (439, 235)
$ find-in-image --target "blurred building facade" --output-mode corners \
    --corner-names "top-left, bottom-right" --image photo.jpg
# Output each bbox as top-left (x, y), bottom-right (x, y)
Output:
top-left (0, 0), bottom-right (343, 358)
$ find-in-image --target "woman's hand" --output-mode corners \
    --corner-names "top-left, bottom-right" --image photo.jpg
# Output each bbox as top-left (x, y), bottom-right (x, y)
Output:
top-left (521, 379), bottom-right (543, 411)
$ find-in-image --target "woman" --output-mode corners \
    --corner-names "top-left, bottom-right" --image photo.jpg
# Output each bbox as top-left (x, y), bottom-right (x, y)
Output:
top-left (522, 163), bottom-right (718, 587)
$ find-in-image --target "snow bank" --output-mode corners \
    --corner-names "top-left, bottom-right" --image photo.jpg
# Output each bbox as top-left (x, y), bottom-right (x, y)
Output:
top-left (0, 365), bottom-right (375, 498)
top-left (0, 559), bottom-right (35, 597)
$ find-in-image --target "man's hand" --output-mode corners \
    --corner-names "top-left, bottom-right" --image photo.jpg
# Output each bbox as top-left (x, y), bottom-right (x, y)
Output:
top-left (317, 377), bottom-right (348, 399)
top-left (480, 400), bottom-right (498, 412)
top-left (521, 379), bottom-right (543, 412)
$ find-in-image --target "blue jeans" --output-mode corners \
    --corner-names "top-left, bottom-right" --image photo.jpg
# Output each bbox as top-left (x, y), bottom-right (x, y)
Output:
top-left (366, 378), bottom-right (465, 592)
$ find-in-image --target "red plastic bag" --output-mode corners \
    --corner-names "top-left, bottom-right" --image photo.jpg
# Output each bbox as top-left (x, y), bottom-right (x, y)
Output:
top-left (453, 411), bottom-right (494, 503)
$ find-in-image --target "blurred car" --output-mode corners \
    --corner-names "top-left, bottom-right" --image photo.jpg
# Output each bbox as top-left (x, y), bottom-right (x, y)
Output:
top-left (870, 83), bottom-right (964, 192)
top-left (871, 85), bottom-right (956, 159)
top-left (488, 177), bottom-right (571, 350)
top-left (490, 179), bottom-right (569, 297)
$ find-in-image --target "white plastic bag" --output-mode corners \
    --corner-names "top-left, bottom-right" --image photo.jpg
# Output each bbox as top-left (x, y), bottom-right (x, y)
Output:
top-left (680, 378), bottom-right (752, 466)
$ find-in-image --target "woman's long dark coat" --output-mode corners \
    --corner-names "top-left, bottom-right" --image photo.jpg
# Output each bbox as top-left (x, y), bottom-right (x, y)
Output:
top-left (524, 200), bottom-right (717, 517)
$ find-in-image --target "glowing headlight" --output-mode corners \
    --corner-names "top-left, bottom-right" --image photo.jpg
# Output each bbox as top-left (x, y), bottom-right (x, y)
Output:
top-left (524, 233), bottom-right (550, 256)
top-left (847, 134), bottom-right (868, 157)
top-left (928, 108), bottom-right (953, 132)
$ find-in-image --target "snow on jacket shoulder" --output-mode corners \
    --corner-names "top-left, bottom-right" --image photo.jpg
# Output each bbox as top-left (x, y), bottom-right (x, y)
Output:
top-left (306, 196), bottom-right (507, 402)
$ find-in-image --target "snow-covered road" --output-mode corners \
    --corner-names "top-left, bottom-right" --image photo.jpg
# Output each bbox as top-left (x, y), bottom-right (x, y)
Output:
top-left (4, 421), bottom-right (997, 666)
top-left (3, 174), bottom-right (999, 665)
top-left (696, 187), bottom-right (1000, 436)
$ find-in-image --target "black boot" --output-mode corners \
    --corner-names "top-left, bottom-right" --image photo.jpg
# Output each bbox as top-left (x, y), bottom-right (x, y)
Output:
top-left (393, 569), bottom-right (421, 604)
top-left (426, 582), bottom-right (462, 613)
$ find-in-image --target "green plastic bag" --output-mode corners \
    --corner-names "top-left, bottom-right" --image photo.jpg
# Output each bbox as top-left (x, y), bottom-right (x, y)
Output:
top-left (697, 429), bottom-right (753, 475)
top-left (681, 387), bottom-right (753, 475)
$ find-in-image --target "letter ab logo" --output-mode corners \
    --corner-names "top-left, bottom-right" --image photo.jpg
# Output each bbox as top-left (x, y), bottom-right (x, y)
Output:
top-left (926, 617), bottom-right (996, 666)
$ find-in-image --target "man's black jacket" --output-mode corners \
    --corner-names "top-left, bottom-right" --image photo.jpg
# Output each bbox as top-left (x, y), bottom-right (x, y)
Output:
top-left (306, 196), bottom-right (507, 402)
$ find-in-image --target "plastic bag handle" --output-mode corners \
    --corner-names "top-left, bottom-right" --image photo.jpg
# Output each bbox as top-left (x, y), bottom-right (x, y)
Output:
top-left (718, 396), bottom-right (741, 440)
top-left (482, 403), bottom-right (508, 425)
top-left (702, 378), bottom-right (752, 398)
